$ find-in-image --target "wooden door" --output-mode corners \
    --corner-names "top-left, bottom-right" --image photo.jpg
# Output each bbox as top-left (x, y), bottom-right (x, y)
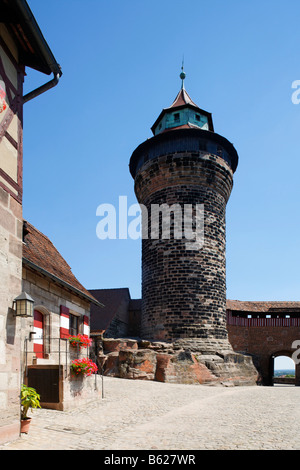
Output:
top-left (27, 367), bottom-right (60, 403)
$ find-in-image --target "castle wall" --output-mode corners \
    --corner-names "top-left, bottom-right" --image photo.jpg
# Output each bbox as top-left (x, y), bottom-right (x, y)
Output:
top-left (227, 317), bottom-right (300, 385)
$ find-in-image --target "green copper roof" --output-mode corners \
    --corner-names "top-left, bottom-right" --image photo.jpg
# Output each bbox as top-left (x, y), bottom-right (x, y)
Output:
top-left (151, 68), bottom-right (214, 135)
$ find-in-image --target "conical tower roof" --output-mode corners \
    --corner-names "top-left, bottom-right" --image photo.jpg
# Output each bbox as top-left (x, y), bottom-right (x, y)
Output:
top-left (151, 67), bottom-right (214, 135)
top-left (168, 87), bottom-right (199, 109)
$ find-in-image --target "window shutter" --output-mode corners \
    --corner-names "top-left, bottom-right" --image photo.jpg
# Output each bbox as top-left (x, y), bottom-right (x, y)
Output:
top-left (60, 305), bottom-right (70, 338)
top-left (44, 313), bottom-right (51, 354)
top-left (83, 315), bottom-right (89, 336)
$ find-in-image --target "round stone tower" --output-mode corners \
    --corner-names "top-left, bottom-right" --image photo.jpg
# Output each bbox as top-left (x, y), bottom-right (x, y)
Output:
top-left (129, 70), bottom-right (256, 382)
top-left (130, 70), bottom-right (238, 347)
top-left (129, 70), bottom-right (258, 384)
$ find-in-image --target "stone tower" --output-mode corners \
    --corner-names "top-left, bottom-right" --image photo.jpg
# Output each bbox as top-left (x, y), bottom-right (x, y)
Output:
top-left (129, 69), bottom-right (257, 383)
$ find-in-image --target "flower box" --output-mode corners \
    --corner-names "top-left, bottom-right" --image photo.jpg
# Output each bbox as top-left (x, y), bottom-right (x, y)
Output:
top-left (70, 358), bottom-right (98, 377)
top-left (68, 334), bottom-right (92, 350)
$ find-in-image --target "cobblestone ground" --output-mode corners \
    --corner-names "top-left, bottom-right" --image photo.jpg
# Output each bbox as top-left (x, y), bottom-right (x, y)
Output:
top-left (1, 377), bottom-right (299, 450)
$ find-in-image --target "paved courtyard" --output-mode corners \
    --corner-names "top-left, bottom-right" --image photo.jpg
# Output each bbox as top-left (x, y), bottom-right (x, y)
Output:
top-left (1, 376), bottom-right (299, 451)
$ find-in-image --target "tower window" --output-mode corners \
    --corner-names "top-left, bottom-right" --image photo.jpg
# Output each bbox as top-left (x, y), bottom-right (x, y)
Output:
top-left (217, 146), bottom-right (223, 156)
top-left (174, 113), bottom-right (180, 122)
top-left (195, 114), bottom-right (201, 122)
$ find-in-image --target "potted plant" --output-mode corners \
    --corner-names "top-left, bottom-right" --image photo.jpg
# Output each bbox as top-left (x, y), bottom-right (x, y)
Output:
top-left (20, 384), bottom-right (41, 433)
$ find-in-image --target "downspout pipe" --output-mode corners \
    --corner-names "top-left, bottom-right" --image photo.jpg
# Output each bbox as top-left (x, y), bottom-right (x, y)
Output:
top-left (15, 0), bottom-right (62, 103)
top-left (23, 71), bottom-right (61, 103)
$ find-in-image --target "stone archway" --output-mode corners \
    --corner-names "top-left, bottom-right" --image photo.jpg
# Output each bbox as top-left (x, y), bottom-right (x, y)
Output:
top-left (270, 351), bottom-right (296, 386)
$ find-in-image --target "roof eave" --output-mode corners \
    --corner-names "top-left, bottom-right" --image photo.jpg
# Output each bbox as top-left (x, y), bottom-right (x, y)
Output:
top-left (23, 257), bottom-right (104, 308)
top-left (1, 0), bottom-right (62, 77)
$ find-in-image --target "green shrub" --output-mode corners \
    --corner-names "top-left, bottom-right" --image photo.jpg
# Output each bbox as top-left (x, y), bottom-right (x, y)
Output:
top-left (21, 384), bottom-right (41, 420)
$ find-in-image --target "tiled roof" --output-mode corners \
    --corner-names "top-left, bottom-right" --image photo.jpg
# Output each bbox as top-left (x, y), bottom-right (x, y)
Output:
top-left (1, 0), bottom-right (62, 76)
top-left (226, 299), bottom-right (300, 312)
top-left (23, 221), bottom-right (99, 304)
top-left (168, 88), bottom-right (198, 109)
top-left (89, 288), bottom-right (131, 331)
top-left (160, 123), bottom-right (201, 133)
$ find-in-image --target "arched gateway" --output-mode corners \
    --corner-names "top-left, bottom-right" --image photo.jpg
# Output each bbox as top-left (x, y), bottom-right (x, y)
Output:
top-left (271, 353), bottom-right (297, 386)
top-left (227, 301), bottom-right (300, 386)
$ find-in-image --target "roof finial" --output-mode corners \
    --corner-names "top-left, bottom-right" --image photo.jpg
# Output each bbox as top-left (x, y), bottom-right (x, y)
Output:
top-left (180, 57), bottom-right (186, 90)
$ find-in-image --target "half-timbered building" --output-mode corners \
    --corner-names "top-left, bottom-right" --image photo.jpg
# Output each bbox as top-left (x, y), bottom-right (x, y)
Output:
top-left (0, 0), bottom-right (62, 444)
top-left (0, 0), bottom-right (102, 444)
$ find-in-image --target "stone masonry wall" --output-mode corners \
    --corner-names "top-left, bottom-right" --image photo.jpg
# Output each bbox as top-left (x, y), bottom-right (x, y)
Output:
top-left (22, 266), bottom-right (90, 366)
top-left (0, 188), bottom-right (23, 444)
top-left (228, 324), bottom-right (300, 385)
top-left (134, 151), bottom-right (233, 342)
top-left (21, 268), bottom-right (101, 410)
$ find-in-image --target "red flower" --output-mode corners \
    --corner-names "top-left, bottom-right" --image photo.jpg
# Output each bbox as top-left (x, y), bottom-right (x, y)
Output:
top-left (68, 334), bottom-right (92, 350)
top-left (70, 358), bottom-right (98, 377)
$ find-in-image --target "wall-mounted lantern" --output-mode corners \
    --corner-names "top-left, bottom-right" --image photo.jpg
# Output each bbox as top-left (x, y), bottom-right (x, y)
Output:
top-left (13, 292), bottom-right (34, 317)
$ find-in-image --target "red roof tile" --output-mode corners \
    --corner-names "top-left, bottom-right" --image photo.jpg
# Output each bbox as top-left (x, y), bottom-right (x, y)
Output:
top-left (23, 221), bottom-right (99, 304)
top-left (89, 288), bottom-right (130, 331)
top-left (226, 299), bottom-right (300, 312)
top-left (160, 123), bottom-right (201, 133)
top-left (168, 88), bottom-right (198, 109)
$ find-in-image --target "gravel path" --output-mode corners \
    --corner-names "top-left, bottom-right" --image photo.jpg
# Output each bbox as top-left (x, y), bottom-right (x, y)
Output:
top-left (1, 377), bottom-right (299, 450)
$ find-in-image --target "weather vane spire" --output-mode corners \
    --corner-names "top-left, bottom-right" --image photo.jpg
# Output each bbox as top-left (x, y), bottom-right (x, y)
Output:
top-left (180, 57), bottom-right (186, 90)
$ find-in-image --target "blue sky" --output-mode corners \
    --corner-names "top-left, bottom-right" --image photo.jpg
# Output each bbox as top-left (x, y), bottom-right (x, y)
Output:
top-left (22, 0), bottom-right (300, 306)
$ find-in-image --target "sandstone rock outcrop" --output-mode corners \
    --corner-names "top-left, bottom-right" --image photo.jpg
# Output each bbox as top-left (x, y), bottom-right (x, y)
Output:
top-left (97, 338), bottom-right (258, 386)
